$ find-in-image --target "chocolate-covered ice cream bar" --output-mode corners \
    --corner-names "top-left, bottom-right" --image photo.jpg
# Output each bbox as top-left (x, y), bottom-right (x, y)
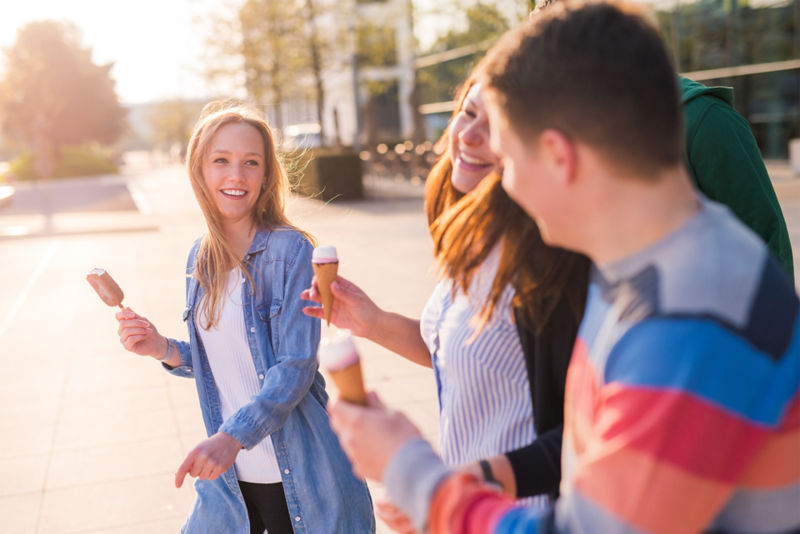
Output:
top-left (86, 268), bottom-right (125, 309)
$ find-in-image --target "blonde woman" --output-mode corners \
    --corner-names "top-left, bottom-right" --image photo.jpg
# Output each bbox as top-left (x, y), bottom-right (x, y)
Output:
top-left (115, 101), bottom-right (374, 534)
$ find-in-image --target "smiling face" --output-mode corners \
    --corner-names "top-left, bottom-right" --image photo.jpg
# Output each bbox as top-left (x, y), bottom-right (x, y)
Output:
top-left (485, 92), bottom-right (568, 248)
top-left (202, 121), bottom-right (266, 226)
top-left (448, 83), bottom-right (500, 194)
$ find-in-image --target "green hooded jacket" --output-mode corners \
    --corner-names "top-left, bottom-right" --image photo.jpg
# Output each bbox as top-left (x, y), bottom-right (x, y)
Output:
top-left (680, 76), bottom-right (794, 280)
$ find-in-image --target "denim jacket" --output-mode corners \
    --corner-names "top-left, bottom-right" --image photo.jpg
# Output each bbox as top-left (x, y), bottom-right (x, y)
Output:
top-left (165, 227), bottom-right (375, 534)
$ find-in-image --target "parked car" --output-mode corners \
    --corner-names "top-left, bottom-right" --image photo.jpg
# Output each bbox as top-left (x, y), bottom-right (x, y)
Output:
top-left (282, 123), bottom-right (322, 150)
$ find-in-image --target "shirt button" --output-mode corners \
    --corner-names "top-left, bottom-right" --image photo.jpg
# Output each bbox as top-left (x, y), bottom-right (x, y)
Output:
top-left (241, 277), bottom-right (245, 284)
top-left (295, 517), bottom-right (301, 522)
top-left (245, 255), bottom-right (250, 260)
top-left (250, 327), bottom-right (255, 333)
top-left (259, 374), bottom-right (264, 380)
top-left (284, 469), bottom-right (290, 474)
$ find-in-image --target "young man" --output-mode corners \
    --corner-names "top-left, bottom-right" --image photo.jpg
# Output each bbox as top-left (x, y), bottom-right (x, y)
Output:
top-left (328, 2), bottom-right (800, 533)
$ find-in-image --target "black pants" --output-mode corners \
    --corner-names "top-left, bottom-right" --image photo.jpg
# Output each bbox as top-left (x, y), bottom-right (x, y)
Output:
top-left (238, 481), bottom-right (294, 534)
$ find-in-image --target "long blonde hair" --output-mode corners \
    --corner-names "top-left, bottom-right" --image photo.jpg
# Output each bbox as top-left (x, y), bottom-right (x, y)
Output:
top-left (185, 100), bottom-right (315, 329)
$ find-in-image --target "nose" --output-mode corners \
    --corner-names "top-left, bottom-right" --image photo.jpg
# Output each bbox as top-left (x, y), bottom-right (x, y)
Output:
top-left (458, 118), bottom-right (489, 147)
top-left (228, 162), bottom-right (246, 182)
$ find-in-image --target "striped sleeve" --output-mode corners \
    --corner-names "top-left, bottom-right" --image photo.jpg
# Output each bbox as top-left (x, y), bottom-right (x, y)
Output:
top-left (560, 317), bottom-right (800, 533)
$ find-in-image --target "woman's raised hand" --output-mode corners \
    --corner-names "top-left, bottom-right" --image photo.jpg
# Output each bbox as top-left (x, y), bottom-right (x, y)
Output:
top-left (300, 275), bottom-right (380, 338)
top-left (115, 307), bottom-right (168, 359)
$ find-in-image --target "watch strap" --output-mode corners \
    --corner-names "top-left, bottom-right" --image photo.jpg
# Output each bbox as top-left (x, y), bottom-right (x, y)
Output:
top-left (479, 459), bottom-right (498, 485)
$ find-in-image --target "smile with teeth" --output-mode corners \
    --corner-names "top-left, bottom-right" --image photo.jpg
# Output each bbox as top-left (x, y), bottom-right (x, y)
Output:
top-left (221, 189), bottom-right (246, 197)
top-left (459, 153), bottom-right (492, 167)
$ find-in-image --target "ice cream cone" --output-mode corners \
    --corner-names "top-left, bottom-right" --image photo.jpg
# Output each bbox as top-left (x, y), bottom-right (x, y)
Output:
top-left (313, 261), bottom-right (338, 326)
top-left (329, 361), bottom-right (368, 406)
top-left (318, 329), bottom-right (367, 406)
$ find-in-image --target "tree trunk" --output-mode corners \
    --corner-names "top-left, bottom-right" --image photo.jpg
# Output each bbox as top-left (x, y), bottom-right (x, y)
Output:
top-left (304, 0), bottom-right (327, 146)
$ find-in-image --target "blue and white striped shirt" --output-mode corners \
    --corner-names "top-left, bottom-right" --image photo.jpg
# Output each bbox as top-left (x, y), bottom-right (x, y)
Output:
top-left (421, 249), bottom-right (547, 509)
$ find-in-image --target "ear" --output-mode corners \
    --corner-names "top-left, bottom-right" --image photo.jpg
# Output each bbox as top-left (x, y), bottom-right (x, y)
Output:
top-left (538, 129), bottom-right (576, 185)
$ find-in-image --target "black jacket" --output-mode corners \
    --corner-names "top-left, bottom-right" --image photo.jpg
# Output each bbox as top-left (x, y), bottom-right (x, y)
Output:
top-left (506, 295), bottom-right (582, 499)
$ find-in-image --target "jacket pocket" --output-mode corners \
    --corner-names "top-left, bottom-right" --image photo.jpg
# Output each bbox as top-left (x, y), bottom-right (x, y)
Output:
top-left (257, 300), bottom-right (282, 355)
top-left (256, 300), bottom-right (282, 321)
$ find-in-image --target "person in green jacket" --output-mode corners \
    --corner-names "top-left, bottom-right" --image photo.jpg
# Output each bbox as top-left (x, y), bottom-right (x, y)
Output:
top-left (680, 76), bottom-right (794, 279)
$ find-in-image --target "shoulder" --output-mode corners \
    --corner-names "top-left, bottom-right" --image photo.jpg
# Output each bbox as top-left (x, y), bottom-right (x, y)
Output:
top-left (186, 236), bottom-right (205, 273)
top-left (650, 201), bottom-right (782, 327)
top-left (259, 227), bottom-right (313, 267)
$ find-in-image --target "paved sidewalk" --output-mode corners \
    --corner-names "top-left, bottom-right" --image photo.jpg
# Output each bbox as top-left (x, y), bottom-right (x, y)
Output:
top-left (1, 163), bottom-right (798, 533)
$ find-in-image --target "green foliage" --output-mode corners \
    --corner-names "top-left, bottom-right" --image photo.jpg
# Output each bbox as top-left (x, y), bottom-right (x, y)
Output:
top-left (3, 146), bottom-right (118, 181)
top-left (416, 3), bottom-right (510, 105)
top-left (238, 0), bottom-right (307, 119)
top-left (357, 23), bottom-right (398, 68)
top-left (0, 20), bottom-right (126, 148)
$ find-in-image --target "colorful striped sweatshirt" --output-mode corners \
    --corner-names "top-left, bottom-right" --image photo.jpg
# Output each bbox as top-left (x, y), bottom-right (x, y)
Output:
top-left (383, 199), bottom-right (800, 533)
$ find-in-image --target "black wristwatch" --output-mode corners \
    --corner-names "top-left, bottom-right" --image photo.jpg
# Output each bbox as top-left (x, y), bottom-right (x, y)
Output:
top-left (479, 459), bottom-right (498, 485)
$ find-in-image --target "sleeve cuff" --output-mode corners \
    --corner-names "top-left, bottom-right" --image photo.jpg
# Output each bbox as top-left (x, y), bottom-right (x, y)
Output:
top-left (384, 437), bottom-right (452, 532)
top-left (162, 339), bottom-right (194, 378)
top-left (219, 411), bottom-right (268, 450)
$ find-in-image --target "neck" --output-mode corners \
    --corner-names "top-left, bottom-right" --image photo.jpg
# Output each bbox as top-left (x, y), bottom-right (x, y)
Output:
top-left (581, 165), bottom-right (699, 265)
top-left (223, 216), bottom-right (257, 260)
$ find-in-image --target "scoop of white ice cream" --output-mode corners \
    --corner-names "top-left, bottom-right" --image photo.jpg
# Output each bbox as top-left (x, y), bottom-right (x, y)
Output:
top-left (318, 329), bottom-right (359, 372)
top-left (312, 245), bottom-right (338, 263)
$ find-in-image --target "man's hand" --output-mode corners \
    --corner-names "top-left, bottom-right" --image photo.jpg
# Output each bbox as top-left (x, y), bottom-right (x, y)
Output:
top-left (175, 432), bottom-right (243, 488)
top-left (328, 392), bottom-right (422, 481)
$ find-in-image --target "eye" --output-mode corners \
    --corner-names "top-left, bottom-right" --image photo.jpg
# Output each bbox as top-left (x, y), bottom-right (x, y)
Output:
top-left (461, 108), bottom-right (477, 119)
top-left (245, 159), bottom-right (260, 166)
top-left (213, 157), bottom-right (228, 164)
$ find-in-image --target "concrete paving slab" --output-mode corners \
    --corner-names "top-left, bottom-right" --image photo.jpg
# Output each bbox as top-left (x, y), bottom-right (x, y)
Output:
top-left (36, 474), bottom-right (194, 533)
top-left (0, 453), bottom-right (49, 497)
top-left (0, 426), bottom-right (56, 460)
top-left (52, 409), bottom-right (177, 453)
top-left (45, 438), bottom-right (184, 491)
top-left (0, 493), bottom-right (42, 534)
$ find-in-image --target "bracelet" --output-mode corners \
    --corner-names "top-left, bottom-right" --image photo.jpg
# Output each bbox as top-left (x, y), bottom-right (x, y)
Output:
top-left (157, 339), bottom-right (174, 363)
top-left (479, 459), bottom-right (498, 485)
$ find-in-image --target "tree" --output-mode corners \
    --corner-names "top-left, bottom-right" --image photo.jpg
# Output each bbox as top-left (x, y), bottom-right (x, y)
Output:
top-left (204, 0), bottom-right (347, 145)
top-left (238, 0), bottom-right (306, 130)
top-left (415, 3), bottom-right (511, 105)
top-left (0, 21), bottom-right (126, 151)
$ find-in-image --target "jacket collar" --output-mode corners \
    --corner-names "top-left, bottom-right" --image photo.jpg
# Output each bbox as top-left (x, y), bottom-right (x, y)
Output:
top-left (246, 225), bottom-right (289, 255)
top-left (247, 226), bottom-right (271, 255)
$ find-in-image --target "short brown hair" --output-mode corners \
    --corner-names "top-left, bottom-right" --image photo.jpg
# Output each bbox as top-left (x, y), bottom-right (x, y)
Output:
top-left (482, 0), bottom-right (681, 177)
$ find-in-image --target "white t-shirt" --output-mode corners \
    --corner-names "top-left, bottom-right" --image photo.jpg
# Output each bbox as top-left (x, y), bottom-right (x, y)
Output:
top-left (196, 270), bottom-right (282, 484)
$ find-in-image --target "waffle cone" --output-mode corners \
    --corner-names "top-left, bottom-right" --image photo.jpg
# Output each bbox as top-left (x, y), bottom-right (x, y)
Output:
top-left (313, 262), bottom-right (338, 325)
top-left (329, 361), bottom-right (367, 406)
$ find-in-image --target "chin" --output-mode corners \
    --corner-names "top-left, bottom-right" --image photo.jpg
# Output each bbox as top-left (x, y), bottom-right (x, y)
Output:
top-left (451, 173), bottom-right (489, 194)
